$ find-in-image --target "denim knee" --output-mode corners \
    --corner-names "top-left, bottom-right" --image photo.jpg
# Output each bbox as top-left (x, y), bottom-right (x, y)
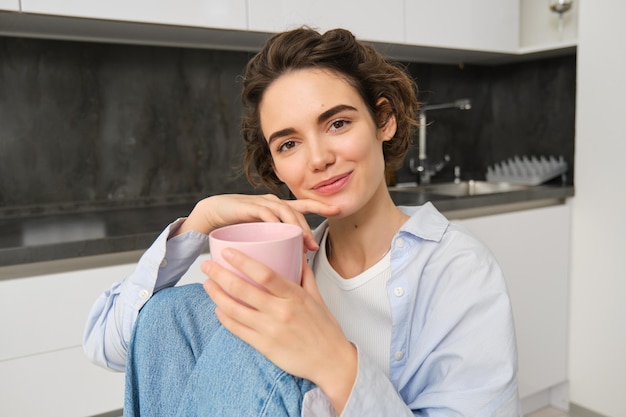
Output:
top-left (125, 284), bottom-right (224, 417)
top-left (135, 283), bottom-right (221, 357)
top-left (142, 283), bottom-right (213, 316)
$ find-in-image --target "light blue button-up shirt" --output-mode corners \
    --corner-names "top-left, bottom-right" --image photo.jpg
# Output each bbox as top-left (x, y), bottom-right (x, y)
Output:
top-left (84, 202), bottom-right (521, 416)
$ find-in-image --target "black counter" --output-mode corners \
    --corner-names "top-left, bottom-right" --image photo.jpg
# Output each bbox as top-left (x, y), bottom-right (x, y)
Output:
top-left (0, 185), bottom-right (574, 268)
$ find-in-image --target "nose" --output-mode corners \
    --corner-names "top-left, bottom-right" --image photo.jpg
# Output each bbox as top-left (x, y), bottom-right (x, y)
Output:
top-left (307, 137), bottom-right (335, 172)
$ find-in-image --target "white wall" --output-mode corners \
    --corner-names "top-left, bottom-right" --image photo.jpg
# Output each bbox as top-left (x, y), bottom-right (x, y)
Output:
top-left (570, 1), bottom-right (626, 416)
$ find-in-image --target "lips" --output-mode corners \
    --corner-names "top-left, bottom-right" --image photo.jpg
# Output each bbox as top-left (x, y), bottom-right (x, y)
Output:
top-left (312, 172), bottom-right (352, 195)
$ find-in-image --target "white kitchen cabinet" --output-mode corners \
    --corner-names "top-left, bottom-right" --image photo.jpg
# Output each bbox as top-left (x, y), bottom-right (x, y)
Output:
top-left (454, 202), bottom-right (571, 413)
top-left (20, 0), bottom-right (247, 30)
top-left (0, 253), bottom-right (209, 417)
top-left (248, 0), bottom-right (405, 44)
top-left (0, 263), bottom-right (133, 362)
top-left (404, 0), bottom-right (519, 53)
top-left (520, 0), bottom-right (578, 52)
top-left (0, 347), bottom-right (125, 417)
top-left (3, 0), bottom-right (577, 65)
top-left (0, 0), bottom-right (19, 11)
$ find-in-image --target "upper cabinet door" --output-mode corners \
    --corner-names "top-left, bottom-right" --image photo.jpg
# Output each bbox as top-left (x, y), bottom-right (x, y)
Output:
top-left (248, 0), bottom-right (404, 44)
top-left (20, 0), bottom-right (247, 30)
top-left (0, 0), bottom-right (19, 11)
top-left (405, 0), bottom-right (519, 53)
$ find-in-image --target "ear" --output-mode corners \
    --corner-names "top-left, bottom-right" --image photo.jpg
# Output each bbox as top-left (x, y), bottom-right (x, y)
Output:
top-left (375, 98), bottom-right (397, 142)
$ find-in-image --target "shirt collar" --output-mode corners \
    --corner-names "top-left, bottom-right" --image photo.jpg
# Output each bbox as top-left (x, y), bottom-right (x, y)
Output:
top-left (397, 202), bottom-right (449, 243)
top-left (306, 202), bottom-right (449, 265)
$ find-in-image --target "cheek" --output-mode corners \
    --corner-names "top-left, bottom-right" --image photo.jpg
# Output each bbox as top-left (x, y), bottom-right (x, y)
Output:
top-left (352, 135), bottom-right (385, 164)
top-left (273, 158), bottom-right (301, 187)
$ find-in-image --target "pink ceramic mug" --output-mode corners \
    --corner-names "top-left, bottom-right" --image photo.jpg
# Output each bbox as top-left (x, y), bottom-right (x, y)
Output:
top-left (208, 222), bottom-right (304, 288)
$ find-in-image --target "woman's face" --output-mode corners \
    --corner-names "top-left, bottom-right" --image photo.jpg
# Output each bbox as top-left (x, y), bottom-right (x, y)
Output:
top-left (259, 68), bottom-right (396, 217)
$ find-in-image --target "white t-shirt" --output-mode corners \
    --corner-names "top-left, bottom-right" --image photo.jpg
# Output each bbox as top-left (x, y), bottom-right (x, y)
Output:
top-left (313, 229), bottom-right (393, 376)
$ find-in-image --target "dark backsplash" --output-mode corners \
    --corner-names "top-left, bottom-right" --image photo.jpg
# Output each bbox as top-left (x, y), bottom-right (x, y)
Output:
top-left (399, 56), bottom-right (576, 184)
top-left (0, 36), bottom-right (576, 217)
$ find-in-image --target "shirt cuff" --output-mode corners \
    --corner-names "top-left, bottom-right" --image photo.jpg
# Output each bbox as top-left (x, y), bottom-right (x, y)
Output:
top-left (341, 345), bottom-right (412, 417)
top-left (155, 222), bottom-right (210, 291)
top-left (120, 218), bottom-right (209, 310)
top-left (302, 388), bottom-right (338, 417)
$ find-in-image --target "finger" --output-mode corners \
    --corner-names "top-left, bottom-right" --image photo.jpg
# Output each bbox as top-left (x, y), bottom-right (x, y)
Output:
top-left (202, 264), bottom-right (249, 309)
top-left (202, 259), bottom-right (272, 311)
top-left (237, 195), bottom-right (319, 252)
top-left (203, 261), bottom-right (294, 356)
top-left (212, 303), bottom-right (261, 347)
top-left (257, 195), bottom-right (313, 226)
top-left (203, 275), bottom-right (237, 308)
top-left (208, 194), bottom-right (323, 253)
top-left (205, 194), bottom-right (294, 230)
top-left (284, 199), bottom-right (340, 251)
top-left (273, 211), bottom-right (317, 253)
top-left (203, 279), bottom-right (266, 348)
top-left (238, 197), bottom-right (284, 224)
top-left (286, 198), bottom-right (341, 217)
top-left (249, 195), bottom-right (309, 227)
top-left (219, 248), bottom-right (297, 299)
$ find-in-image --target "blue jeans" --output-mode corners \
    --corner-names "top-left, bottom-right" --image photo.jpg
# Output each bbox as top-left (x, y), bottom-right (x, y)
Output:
top-left (124, 283), bottom-right (315, 417)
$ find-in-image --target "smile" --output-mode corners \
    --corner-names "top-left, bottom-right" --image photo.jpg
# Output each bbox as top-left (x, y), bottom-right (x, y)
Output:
top-left (312, 173), bottom-right (352, 195)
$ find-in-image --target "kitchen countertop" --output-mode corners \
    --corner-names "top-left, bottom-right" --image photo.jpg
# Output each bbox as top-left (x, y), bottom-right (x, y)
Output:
top-left (0, 184), bottom-right (574, 269)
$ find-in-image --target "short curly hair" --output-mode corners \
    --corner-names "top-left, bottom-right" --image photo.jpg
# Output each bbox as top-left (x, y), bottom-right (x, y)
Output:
top-left (241, 27), bottom-right (419, 194)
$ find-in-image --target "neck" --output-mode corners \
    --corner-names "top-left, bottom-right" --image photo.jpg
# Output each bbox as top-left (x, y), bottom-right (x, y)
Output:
top-left (326, 189), bottom-right (408, 278)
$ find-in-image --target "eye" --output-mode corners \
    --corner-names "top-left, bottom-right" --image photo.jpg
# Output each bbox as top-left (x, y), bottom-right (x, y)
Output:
top-left (277, 139), bottom-right (297, 153)
top-left (329, 119), bottom-right (350, 132)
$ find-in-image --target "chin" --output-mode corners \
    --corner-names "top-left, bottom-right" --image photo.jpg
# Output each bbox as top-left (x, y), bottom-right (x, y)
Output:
top-left (328, 198), bottom-right (362, 218)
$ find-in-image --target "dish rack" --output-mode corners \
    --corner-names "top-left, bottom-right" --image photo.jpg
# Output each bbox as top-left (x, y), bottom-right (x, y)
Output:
top-left (486, 155), bottom-right (568, 186)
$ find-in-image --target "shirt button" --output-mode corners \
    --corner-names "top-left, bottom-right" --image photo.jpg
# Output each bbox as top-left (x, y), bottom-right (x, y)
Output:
top-left (160, 258), bottom-right (168, 268)
top-left (394, 351), bottom-right (404, 361)
top-left (395, 238), bottom-right (405, 248)
top-left (139, 289), bottom-right (150, 300)
top-left (393, 287), bottom-right (405, 297)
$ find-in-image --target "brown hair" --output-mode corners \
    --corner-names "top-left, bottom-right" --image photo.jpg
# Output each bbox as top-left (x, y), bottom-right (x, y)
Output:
top-left (241, 27), bottom-right (419, 194)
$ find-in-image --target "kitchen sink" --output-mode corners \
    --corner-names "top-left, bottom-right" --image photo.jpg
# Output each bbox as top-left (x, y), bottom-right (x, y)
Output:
top-left (390, 180), bottom-right (531, 197)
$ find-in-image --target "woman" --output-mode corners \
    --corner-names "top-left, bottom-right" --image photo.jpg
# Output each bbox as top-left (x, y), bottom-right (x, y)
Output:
top-left (84, 27), bottom-right (520, 416)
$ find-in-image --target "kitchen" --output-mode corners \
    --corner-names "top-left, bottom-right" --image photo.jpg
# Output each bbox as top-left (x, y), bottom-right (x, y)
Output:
top-left (0, 1), bottom-right (623, 416)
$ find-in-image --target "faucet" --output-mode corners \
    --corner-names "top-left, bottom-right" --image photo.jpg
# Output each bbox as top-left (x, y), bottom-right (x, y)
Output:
top-left (409, 98), bottom-right (472, 184)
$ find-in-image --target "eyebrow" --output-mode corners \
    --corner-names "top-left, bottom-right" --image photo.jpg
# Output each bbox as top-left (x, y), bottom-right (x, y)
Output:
top-left (317, 104), bottom-right (358, 124)
top-left (267, 104), bottom-right (358, 145)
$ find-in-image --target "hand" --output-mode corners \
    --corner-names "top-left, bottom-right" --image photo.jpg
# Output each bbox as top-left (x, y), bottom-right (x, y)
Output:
top-left (202, 249), bottom-right (357, 415)
top-left (174, 194), bottom-right (340, 251)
